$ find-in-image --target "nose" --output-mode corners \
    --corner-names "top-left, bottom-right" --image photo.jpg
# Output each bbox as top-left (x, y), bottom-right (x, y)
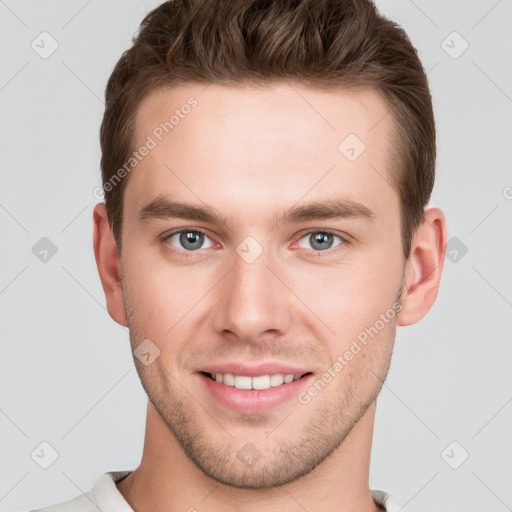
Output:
top-left (210, 240), bottom-right (293, 343)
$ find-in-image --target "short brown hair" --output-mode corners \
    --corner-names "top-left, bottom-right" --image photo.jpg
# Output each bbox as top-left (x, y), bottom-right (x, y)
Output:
top-left (100, 0), bottom-right (435, 259)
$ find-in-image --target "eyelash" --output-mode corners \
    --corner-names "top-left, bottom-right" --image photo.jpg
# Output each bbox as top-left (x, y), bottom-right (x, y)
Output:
top-left (161, 228), bottom-right (349, 257)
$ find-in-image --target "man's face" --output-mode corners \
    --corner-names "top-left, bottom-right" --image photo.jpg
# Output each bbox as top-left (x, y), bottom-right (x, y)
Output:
top-left (120, 82), bottom-right (405, 488)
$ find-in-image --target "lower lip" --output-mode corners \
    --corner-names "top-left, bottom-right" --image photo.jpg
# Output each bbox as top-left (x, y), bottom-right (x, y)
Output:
top-left (198, 372), bottom-right (314, 414)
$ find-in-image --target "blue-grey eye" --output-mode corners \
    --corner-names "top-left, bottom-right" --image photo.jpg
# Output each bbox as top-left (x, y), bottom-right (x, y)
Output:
top-left (297, 232), bottom-right (342, 251)
top-left (168, 230), bottom-right (214, 251)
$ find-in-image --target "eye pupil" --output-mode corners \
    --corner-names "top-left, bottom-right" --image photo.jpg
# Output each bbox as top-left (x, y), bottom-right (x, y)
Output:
top-left (180, 231), bottom-right (204, 250)
top-left (310, 232), bottom-right (333, 251)
top-left (169, 230), bottom-right (341, 255)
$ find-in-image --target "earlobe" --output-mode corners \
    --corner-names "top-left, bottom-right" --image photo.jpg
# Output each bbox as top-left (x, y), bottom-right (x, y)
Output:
top-left (92, 203), bottom-right (128, 327)
top-left (397, 207), bottom-right (447, 326)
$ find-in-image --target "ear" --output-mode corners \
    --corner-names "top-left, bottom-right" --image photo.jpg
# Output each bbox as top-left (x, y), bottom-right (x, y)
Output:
top-left (397, 207), bottom-right (447, 326)
top-left (92, 203), bottom-right (128, 327)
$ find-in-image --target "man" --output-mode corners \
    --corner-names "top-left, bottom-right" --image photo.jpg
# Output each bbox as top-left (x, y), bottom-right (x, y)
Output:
top-left (33, 0), bottom-right (446, 510)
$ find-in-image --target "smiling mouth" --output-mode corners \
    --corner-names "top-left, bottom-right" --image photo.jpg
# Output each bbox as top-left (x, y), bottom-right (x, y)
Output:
top-left (200, 371), bottom-right (313, 390)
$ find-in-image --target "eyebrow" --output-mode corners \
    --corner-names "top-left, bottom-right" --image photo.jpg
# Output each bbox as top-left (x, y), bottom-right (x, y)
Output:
top-left (137, 195), bottom-right (376, 227)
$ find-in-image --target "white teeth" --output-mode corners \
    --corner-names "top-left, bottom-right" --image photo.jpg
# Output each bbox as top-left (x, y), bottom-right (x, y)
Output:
top-left (270, 374), bottom-right (284, 387)
top-left (234, 375), bottom-right (252, 389)
top-left (209, 372), bottom-right (304, 390)
top-left (252, 375), bottom-right (271, 390)
top-left (223, 373), bottom-right (235, 386)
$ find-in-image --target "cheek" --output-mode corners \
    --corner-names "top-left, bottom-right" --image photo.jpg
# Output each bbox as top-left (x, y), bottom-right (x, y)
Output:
top-left (122, 254), bottom-right (176, 339)
top-left (123, 241), bottom-right (193, 308)
top-left (123, 228), bottom-right (403, 340)
top-left (302, 253), bottom-right (402, 341)
top-left (122, 252), bottom-right (213, 356)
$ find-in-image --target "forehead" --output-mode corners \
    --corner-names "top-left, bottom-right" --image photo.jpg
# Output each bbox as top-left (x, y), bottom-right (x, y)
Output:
top-left (126, 82), bottom-right (398, 225)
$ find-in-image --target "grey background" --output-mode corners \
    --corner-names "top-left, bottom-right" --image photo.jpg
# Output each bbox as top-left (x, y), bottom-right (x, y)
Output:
top-left (1, 1), bottom-right (511, 511)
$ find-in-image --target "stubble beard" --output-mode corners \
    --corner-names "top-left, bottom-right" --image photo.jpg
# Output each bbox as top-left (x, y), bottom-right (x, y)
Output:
top-left (122, 283), bottom-right (401, 489)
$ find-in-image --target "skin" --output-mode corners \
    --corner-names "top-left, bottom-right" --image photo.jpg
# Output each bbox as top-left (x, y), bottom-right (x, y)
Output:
top-left (93, 82), bottom-right (446, 512)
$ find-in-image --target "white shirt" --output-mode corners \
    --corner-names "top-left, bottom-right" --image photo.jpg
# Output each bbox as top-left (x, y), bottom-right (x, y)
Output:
top-left (30, 470), bottom-right (409, 512)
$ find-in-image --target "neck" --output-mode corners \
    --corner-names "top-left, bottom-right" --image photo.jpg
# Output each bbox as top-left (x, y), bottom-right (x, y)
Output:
top-left (116, 400), bottom-right (383, 512)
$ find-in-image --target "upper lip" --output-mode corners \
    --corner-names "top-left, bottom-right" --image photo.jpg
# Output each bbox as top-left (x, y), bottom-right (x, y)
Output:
top-left (199, 362), bottom-right (311, 377)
